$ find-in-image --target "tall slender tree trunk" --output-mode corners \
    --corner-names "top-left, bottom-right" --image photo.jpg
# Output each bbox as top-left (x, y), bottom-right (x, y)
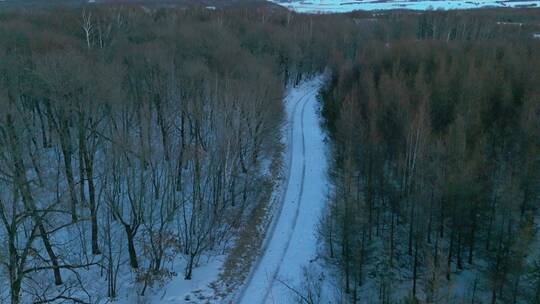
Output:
top-left (486, 195), bottom-right (497, 251)
top-left (447, 222), bottom-right (454, 281)
top-left (154, 94), bottom-right (170, 161)
top-left (85, 147), bottom-right (100, 254)
top-left (390, 211), bottom-right (395, 267)
top-left (8, 229), bottom-right (22, 304)
top-left (78, 115), bottom-right (100, 254)
top-left (408, 198), bottom-right (415, 256)
top-left (413, 235), bottom-right (419, 298)
top-left (59, 118), bottom-right (79, 222)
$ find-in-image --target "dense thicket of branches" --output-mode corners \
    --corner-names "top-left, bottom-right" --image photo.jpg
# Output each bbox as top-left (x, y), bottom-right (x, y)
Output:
top-left (321, 17), bottom-right (540, 304)
top-left (0, 6), bottom-right (348, 303)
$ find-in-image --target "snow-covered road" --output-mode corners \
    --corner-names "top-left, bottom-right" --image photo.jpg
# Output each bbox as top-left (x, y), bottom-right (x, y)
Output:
top-left (239, 77), bottom-right (328, 304)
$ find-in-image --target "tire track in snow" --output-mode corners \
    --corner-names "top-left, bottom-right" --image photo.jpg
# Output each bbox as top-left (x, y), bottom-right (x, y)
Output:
top-left (261, 88), bottom-right (312, 304)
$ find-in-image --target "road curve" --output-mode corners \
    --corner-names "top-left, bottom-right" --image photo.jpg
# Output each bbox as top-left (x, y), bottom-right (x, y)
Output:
top-left (239, 77), bottom-right (327, 304)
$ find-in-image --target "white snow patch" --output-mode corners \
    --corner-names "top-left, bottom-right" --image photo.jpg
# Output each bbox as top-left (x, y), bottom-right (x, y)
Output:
top-left (113, 255), bottom-right (225, 304)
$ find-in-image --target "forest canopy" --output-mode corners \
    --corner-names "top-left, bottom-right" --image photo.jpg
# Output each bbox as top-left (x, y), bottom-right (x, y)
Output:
top-left (320, 18), bottom-right (540, 304)
top-left (0, 4), bottom-right (538, 304)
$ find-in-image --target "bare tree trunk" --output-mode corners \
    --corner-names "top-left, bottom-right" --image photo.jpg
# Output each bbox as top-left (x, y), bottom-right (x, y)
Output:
top-left (7, 227), bottom-right (22, 304)
top-left (408, 199), bottom-right (415, 256)
top-left (413, 235), bottom-right (419, 299)
top-left (37, 223), bottom-right (63, 285)
top-left (82, 10), bottom-right (93, 49)
top-left (79, 115), bottom-right (100, 255)
top-left (124, 225), bottom-right (139, 269)
top-left (447, 220), bottom-right (454, 281)
top-left (154, 94), bottom-right (170, 161)
top-left (59, 117), bottom-right (79, 222)
top-left (10, 278), bottom-right (21, 304)
top-left (390, 211), bottom-right (395, 267)
top-left (176, 111), bottom-right (185, 191)
top-left (457, 230), bottom-right (463, 270)
top-left (185, 253), bottom-right (195, 280)
top-left (6, 114), bottom-right (63, 285)
top-left (468, 205), bottom-right (477, 264)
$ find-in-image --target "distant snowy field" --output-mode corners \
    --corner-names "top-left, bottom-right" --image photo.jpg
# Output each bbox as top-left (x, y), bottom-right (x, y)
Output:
top-left (270, 0), bottom-right (539, 13)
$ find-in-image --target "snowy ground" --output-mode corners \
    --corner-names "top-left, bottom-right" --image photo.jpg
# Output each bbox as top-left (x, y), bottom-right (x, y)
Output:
top-left (270, 0), bottom-right (539, 13)
top-left (111, 255), bottom-right (225, 304)
top-left (238, 76), bottom-right (329, 304)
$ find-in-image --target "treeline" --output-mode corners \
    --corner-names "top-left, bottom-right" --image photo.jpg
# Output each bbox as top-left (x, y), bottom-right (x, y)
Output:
top-left (348, 9), bottom-right (540, 42)
top-left (321, 26), bottom-right (540, 303)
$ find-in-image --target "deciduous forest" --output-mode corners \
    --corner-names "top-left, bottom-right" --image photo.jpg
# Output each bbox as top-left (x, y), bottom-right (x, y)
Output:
top-left (0, 4), bottom-right (538, 303)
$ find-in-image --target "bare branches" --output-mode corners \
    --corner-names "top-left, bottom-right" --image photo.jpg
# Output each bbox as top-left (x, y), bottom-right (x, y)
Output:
top-left (81, 9), bottom-right (93, 50)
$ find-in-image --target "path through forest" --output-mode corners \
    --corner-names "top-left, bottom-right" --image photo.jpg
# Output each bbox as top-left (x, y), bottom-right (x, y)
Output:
top-left (238, 76), bottom-right (328, 304)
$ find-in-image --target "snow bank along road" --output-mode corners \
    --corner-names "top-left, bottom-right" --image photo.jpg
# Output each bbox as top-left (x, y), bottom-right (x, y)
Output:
top-left (239, 77), bottom-right (327, 304)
